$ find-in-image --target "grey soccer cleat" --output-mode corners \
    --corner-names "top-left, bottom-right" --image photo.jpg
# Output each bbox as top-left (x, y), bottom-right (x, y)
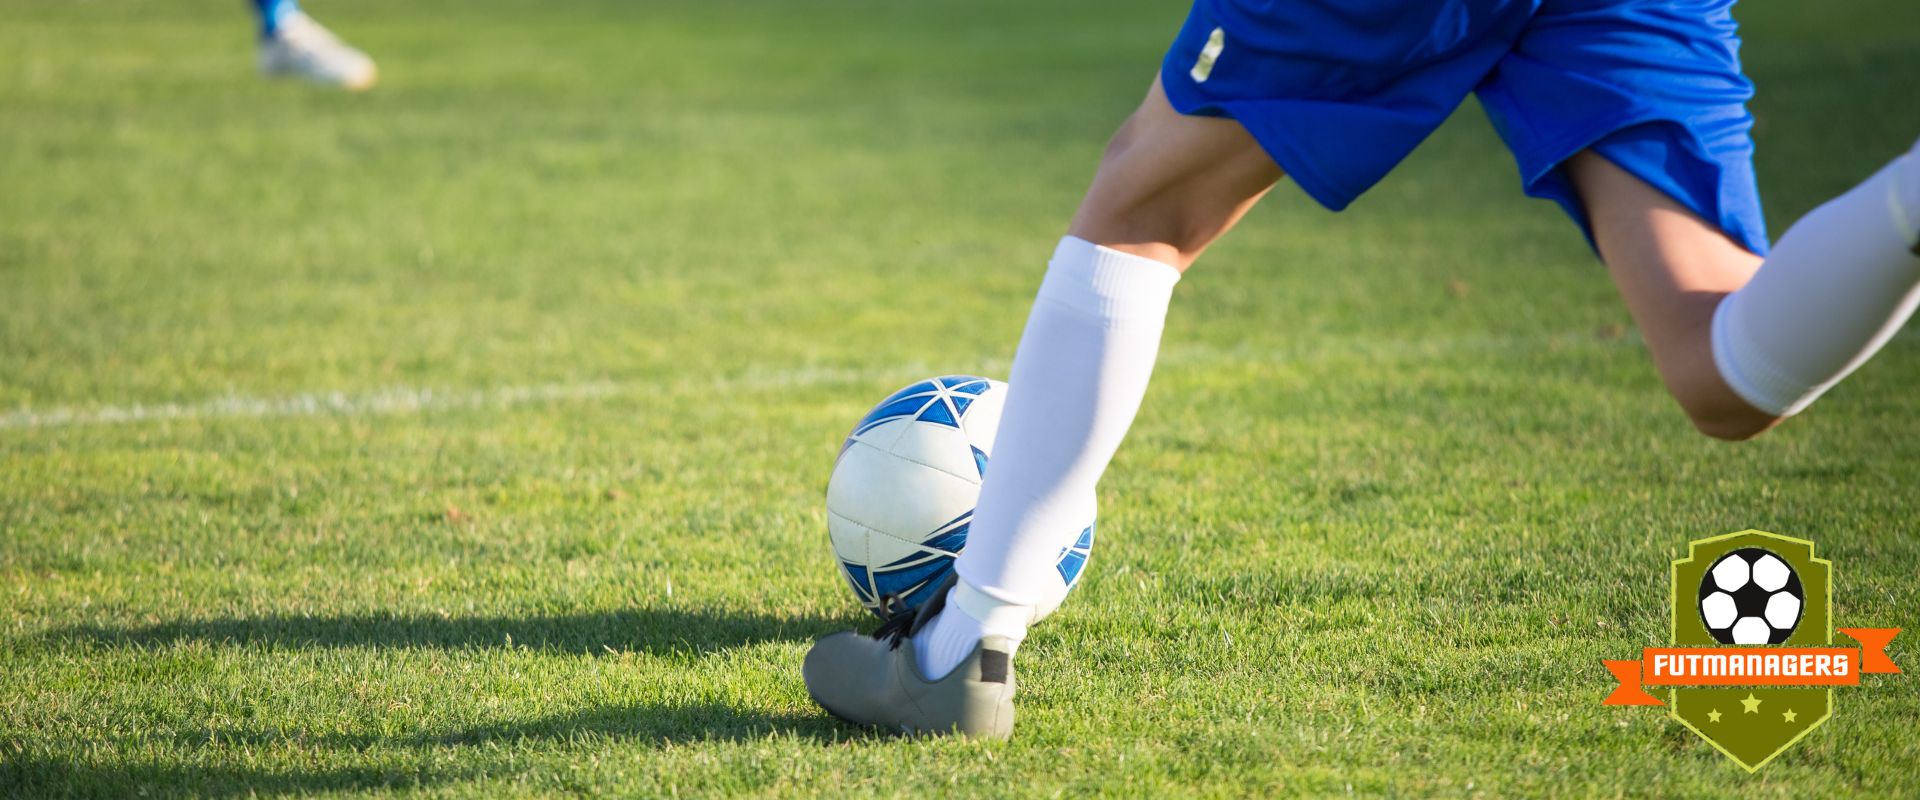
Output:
top-left (803, 575), bottom-right (1016, 738)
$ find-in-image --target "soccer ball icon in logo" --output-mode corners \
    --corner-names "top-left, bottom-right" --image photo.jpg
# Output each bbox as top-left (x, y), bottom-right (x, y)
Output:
top-left (1697, 547), bottom-right (1804, 644)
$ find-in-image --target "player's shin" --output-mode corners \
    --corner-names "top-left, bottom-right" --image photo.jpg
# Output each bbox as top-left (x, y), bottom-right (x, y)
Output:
top-left (915, 236), bottom-right (1180, 680)
top-left (1712, 139), bottom-right (1920, 417)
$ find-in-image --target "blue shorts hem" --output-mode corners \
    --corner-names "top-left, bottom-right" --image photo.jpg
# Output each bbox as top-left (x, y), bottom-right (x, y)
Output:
top-left (1158, 57), bottom-right (1360, 213)
top-left (1507, 108), bottom-right (1770, 258)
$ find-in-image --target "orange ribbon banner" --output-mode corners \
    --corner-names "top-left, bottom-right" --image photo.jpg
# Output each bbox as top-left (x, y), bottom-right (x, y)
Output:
top-left (1605, 628), bottom-right (1901, 706)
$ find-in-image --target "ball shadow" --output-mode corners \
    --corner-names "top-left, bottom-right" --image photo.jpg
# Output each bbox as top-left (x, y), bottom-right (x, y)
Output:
top-left (22, 607), bottom-right (887, 796)
top-left (43, 605), bottom-right (861, 657)
top-left (0, 754), bottom-right (450, 799)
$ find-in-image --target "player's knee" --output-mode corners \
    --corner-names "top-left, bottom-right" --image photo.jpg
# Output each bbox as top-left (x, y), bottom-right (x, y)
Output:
top-left (1670, 386), bottom-right (1778, 441)
top-left (1686, 409), bottom-right (1771, 441)
top-left (1641, 322), bottom-right (1781, 441)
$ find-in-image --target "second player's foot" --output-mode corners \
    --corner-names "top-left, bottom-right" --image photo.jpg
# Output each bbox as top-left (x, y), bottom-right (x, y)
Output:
top-left (258, 12), bottom-right (378, 91)
top-left (802, 577), bottom-right (1017, 738)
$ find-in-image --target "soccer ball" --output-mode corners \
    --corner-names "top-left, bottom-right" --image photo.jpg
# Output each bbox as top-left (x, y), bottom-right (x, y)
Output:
top-left (1697, 547), bottom-right (1804, 645)
top-left (827, 375), bottom-right (1094, 620)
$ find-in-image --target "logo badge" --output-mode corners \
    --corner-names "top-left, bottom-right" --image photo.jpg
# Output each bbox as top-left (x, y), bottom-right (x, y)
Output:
top-left (1603, 530), bottom-right (1901, 771)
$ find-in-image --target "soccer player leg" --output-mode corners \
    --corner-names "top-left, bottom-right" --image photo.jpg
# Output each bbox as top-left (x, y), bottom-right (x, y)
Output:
top-left (802, 80), bottom-right (1282, 737)
top-left (916, 76), bottom-right (1283, 681)
top-left (1570, 145), bottom-right (1920, 439)
top-left (1477, 0), bottom-right (1919, 439)
top-left (1564, 150), bottom-right (1774, 440)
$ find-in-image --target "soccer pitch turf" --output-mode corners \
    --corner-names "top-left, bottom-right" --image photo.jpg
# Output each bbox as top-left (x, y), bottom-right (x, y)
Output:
top-left (2, 0), bottom-right (1917, 795)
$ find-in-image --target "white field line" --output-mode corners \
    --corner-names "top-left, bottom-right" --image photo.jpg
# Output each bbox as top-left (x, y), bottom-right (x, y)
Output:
top-left (0, 364), bottom-right (961, 432)
top-left (0, 333), bottom-right (1625, 432)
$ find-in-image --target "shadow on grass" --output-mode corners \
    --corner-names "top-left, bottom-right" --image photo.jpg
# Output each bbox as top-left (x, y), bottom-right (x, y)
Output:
top-left (46, 606), bottom-right (860, 657)
top-left (0, 754), bottom-right (449, 799)
top-left (8, 704), bottom-right (884, 798)
top-left (174, 699), bottom-right (878, 752)
top-left (9, 687), bottom-right (883, 797)
top-left (423, 699), bottom-right (872, 745)
top-left (6, 704), bottom-right (879, 796)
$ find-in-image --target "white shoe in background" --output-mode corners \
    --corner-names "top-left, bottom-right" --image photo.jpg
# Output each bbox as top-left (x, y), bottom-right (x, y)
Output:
top-left (258, 12), bottom-right (377, 91)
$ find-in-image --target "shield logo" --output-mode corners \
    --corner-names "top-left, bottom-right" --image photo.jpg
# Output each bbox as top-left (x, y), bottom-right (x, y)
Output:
top-left (1669, 530), bottom-right (1831, 771)
top-left (1604, 529), bottom-right (1900, 771)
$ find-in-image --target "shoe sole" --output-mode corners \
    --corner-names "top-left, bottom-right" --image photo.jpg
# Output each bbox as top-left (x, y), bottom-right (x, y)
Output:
top-left (806, 690), bottom-right (918, 735)
top-left (258, 65), bottom-right (377, 91)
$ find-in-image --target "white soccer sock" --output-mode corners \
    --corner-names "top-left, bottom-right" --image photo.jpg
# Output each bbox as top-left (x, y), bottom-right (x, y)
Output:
top-left (915, 236), bottom-right (1180, 680)
top-left (1713, 139), bottom-right (1920, 416)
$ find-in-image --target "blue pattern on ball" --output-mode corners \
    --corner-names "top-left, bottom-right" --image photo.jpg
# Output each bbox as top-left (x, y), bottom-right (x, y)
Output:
top-left (848, 375), bottom-right (992, 439)
top-left (1055, 524), bottom-right (1095, 585)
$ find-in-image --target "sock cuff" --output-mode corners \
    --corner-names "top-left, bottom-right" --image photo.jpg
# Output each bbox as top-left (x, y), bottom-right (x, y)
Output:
top-left (1711, 294), bottom-right (1815, 417)
top-left (950, 580), bottom-right (1037, 637)
top-left (1039, 236), bottom-right (1182, 320)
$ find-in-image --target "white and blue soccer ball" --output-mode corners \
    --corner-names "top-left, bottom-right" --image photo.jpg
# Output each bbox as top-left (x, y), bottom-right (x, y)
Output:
top-left (827, 375), bottom-right (1094, 620)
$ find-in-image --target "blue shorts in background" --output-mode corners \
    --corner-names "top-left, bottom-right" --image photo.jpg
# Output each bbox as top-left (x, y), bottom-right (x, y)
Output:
top-left (1160, 0), bottom-right (1769, 256)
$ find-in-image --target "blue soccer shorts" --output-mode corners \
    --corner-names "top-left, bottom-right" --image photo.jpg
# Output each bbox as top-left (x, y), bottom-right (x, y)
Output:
top-left (1160, 0), bottom-right (1769, 255)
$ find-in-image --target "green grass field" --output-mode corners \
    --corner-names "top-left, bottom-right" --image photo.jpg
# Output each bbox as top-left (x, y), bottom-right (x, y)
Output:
top-left (3, 0), bottom-right (1918, 796)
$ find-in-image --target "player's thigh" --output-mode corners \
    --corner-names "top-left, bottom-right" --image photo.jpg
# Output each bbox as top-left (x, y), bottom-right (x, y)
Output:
top-left (1567, 151), bottom-right (1779, 439)
top-left (1067, 76), bottom-right (1284, 270)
